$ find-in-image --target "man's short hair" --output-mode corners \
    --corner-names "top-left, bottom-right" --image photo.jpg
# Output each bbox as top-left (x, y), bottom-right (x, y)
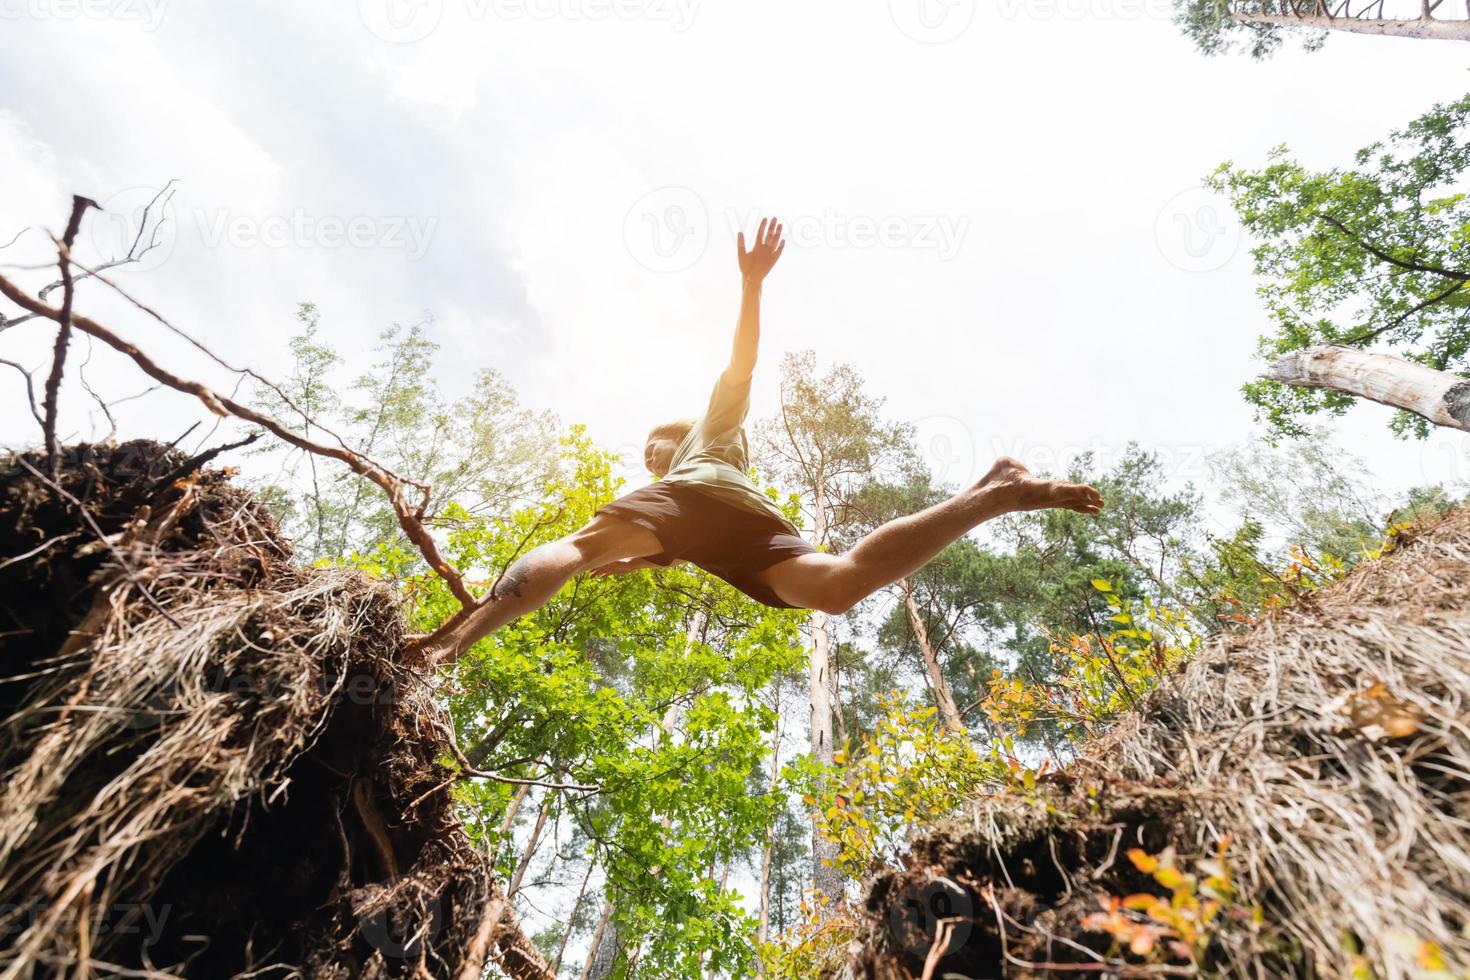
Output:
top-left (648, 418), bottom-right (696, 444)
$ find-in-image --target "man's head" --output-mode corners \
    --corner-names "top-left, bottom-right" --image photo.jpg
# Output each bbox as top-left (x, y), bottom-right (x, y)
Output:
top-left (644, 419), bottom-right (694, 477)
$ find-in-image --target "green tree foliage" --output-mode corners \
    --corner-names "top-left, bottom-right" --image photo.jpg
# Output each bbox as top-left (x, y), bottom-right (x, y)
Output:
top-left (1209, 433), bottom-right (1382, 562)
top-left (253, 303), bottom-right (560, 560)
top-left (1210, 94), bottom-right (1470, 438)
top-left (260, 312), bottom-right (810, 975)
top-left (378, 429), bottom-right (808, 977)
top-left (840, 468), bottom-right (1005, 729)
top-left (754, 349), bottom-right (915, 903)
top-left (987, 446), bottom-right (1206, 673)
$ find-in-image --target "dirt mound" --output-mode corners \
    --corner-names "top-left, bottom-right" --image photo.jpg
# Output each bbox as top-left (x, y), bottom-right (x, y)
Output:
top-left (0, 441), bottom-right (546, 979)
top-left (842, 509), bottom-right (1470, 979)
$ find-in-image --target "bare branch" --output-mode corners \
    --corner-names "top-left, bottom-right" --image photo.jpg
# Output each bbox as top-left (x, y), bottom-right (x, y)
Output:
top-left (0, 227), bottom-right (31, 252)
top-left (0, 182), bottom-right (176, 334)
top-left (0, 358), bottom-right (42, 425)
top-left (41, 196), bottom-right (99, 475)
top-left (0, 267), bottom-right (477, 608)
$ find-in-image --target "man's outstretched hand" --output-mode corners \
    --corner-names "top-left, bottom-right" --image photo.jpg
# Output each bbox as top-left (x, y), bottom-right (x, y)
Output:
top-left (738, 217), bottom-right (785, 283)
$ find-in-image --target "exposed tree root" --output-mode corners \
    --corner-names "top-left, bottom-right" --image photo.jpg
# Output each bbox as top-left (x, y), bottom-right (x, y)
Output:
top-left (0, 441), bottom-right (550, 980)
top-left (842, 509), bottom-right (1470, 979)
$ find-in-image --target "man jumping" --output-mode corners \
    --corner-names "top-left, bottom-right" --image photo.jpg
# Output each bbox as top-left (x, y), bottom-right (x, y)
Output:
top-left (422, 217), bottom-right (1102, 662)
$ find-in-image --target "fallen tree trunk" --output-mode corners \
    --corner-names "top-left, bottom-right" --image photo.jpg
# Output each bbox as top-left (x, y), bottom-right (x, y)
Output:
top-left (1229, 10), bottom-right (1470, 41)
top-left (840, 507), bottom-right (1470, 978)
top-left (0, 441), bottom-right (551, 980)
top-left (1263, 343), bottom-right (1470, 432)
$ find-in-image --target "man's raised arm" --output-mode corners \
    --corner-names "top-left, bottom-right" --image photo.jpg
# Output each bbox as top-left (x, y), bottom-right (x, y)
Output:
top-left (726, 216), bottom-right (785, 381)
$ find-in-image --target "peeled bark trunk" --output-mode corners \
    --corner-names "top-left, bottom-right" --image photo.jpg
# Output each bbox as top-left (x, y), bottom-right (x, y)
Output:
top-left (757, 678), bottom-right (783, 949)
top-left (807, 495), bottom-right (844, 905)
top-left (900, 579), bottom-right (966, 735)
top-left (1263, 344), bottom-right (1470, 432)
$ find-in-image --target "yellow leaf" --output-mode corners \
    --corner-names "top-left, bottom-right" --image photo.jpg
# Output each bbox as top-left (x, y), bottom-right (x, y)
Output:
top-left (1417, 941), bottom-right (1446, 972)
top-left (1127, 849), bottom-right (1159, 874)
top-left (1156, 867), bottom-right (1185, 890)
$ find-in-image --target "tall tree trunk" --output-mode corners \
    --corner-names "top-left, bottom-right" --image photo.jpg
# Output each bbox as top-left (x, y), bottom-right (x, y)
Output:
top-left (579, 902), bottom-right (616, 980)
top-left (1263, 344), bottom-right (1470, 432)
top-left (757, 677), bottom-right (783, 949)
top-left (587, 596), bottom-right (711, 980)
top-left (900, 579), bottom-right (967, 735)
top-left (808, 491), bottom-right (844, 905)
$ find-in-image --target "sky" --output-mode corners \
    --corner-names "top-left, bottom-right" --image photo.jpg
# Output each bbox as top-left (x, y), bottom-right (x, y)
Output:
top-left (3, 2), bottom-right (1470, 535)
top-left (3, 1), bottom-right (1469, 961)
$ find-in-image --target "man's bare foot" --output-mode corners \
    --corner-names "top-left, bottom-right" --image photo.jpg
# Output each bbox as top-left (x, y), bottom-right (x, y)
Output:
top-left (976, 456), bottom-right (1104, 516)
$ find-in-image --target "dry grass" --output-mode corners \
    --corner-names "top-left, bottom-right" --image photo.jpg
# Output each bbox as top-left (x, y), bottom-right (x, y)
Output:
top-left (846, 508), bottom-right (1470, 979)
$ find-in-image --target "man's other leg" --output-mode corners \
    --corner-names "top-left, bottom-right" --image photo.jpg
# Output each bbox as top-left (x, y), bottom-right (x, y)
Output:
top-left (756, 457), bottom-right (1102, 615)
top-left (425, 514), bottom-right (664, 663)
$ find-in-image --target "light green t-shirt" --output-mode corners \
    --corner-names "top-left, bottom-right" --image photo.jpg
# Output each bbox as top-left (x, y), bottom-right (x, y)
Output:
top-left (663, 370), bottom-right (798, 534)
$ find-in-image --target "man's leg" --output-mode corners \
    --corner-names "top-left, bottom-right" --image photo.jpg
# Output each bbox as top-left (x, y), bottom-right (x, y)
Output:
top-left (422, 514), bottom-right (664, 664)
top-left (756, 457), bottom-right (1102, 615)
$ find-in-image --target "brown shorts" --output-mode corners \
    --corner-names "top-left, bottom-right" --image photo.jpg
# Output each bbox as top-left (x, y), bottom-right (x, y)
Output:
top-left (596, 482), bottom-right (815, 608)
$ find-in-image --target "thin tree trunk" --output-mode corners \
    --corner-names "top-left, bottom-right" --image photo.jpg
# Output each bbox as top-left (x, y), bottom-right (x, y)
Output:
top-left (508, 791), bottom-right (553, 897)
top-left (490, 782), bottom-right (532, 868)
top-left (807, 492), bottom-right (844, 905)
top-left (756, 677), bottom-right (783, 949)
top-left (463, 789), bottom-right (558, 980)
top-left (1230, 8), bottom-right (1470, 37)
top-left (1263, 344), bottom-right (1470, 432)
top-left (900, 579), bottom-right (966, 735)
top-left (553, 856), bottom-right (597, 975)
